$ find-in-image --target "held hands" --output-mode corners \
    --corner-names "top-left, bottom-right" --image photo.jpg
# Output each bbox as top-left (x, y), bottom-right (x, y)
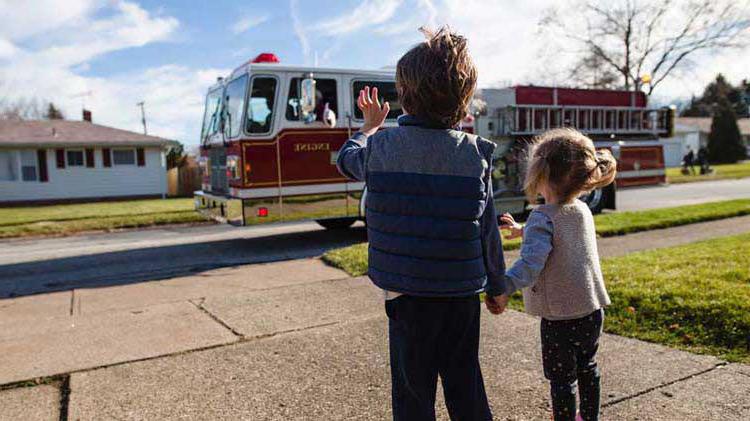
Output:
top-left (357, 86), bottom-right (390, 137)
top-left (485, 294), bottom-right (510, 315)
top-left (499, 213), bottom-right (524, 240)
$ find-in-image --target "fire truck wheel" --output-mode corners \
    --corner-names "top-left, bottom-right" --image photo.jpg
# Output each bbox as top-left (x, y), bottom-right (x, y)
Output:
top-left (581, 188), bottom-right (606, 214)
top-left (316, 217), bottom-right (357, 230)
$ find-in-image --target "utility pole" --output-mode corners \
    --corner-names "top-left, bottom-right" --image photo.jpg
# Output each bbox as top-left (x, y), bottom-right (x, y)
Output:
top-left (137, 101), bottom-right (148, 135)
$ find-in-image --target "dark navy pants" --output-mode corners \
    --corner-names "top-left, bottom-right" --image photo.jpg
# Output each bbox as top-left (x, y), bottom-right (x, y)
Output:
top-left (385, 294), bottom-right (492, 421)
top-left (541, 309), bottom-right (604, 421)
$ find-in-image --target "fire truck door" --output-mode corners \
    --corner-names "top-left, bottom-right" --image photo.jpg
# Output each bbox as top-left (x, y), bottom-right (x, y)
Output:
top-left (277, 74), bottom-right (352, 222)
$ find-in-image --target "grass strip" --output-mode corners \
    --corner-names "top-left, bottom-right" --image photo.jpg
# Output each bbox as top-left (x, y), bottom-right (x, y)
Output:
top-left (666, 161), bottom-right (750, 184)
top-left (0, 198), bottom-right (196, 227)
top-left (323, 198), bottom-right (750, 276)
top-left (0, 211), bottom-right (209, 239)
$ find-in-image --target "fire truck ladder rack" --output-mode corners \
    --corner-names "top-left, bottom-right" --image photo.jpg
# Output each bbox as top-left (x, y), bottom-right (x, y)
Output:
top-left (489, 106), bottom-right (672, 137)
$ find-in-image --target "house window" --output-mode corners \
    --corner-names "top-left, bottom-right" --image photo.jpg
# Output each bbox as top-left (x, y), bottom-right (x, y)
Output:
top-left (20, 150), bottom-right (37, 181)
top-left (67, 150), bottom-right (85, 166)
top-left (0, 151), bottom-right (18, 181)
top-left (113, 149), bottom-right (136, 165)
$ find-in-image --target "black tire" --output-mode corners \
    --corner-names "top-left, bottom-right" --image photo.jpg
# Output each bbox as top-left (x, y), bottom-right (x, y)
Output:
top-left (581, 188), bottom-right (606, 214)
top-left (316, 217), bottom-right (357, 230)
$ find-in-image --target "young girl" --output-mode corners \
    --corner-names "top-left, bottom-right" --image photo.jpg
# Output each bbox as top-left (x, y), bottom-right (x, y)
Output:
top-left (492, 128), bottom-right (616, 421)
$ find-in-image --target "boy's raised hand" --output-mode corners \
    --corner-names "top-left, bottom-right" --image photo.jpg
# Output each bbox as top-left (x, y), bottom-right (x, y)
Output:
top-left (485, 294), bottom-right (509, 315)
top-left (499, 213), bottom-right (524, 240)
top-left (357, 86), bottom-right (390, 137)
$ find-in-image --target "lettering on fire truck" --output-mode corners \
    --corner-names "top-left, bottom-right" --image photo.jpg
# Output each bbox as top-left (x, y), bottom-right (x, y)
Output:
top-left (294, 142), bottom-right (331, 153)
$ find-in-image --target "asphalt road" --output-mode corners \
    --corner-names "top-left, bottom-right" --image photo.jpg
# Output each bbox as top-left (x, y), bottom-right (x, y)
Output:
top-left (0, 177), bottom-right (747, 298)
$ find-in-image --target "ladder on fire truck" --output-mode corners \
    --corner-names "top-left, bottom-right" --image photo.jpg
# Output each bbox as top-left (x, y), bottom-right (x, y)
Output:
top-left (487, 105), bottom-right (672, 137)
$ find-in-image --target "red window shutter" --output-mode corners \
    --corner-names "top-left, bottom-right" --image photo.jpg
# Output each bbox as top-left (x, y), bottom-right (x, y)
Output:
top-left (37, 149), bottom-right (49, 182)
top-left (56, 149), bottom-right (65, 168)
top-left (136, 148), bottom-right (145, 166)
top-left (85, 148), bottom-right (95, 168)
top-left (102, 148), bottom-right (111, 167)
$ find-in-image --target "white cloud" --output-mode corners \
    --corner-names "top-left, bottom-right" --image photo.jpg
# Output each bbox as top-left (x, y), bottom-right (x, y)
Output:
top-left (230, 15), bottom-right (269, 35)
top-left (290, 0), bottom-right (310, 63)
top-left (0, 38), bottom-right (17, 59)
top-left (314, 0), bottom-right (402, 36)
top-left (0, 1), bottom-right (217, 145)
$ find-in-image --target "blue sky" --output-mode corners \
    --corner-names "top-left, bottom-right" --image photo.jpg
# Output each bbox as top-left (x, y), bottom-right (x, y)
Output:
top-left (1, 0), bottom-right (747, 147)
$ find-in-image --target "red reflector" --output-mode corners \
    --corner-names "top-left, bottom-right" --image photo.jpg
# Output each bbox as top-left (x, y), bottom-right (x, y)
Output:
top-left (251, 53), bottom-right (280, 63)
top-left (257, 207), bottom-right (269, 217)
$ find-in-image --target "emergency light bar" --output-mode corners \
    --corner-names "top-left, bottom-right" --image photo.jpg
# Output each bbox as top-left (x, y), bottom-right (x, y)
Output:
top-left (252, 53), bottom-right (280, 64)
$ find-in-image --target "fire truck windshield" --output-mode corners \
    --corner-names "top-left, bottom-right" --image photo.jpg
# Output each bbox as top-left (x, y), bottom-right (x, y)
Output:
top-left (201, 88), bottom-right (222, 141)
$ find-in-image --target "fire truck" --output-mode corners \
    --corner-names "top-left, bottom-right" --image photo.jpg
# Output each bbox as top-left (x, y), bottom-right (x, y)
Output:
top-left (473, 86), bottom-right (674, 215)
top-left (195, 53), bottom-right (674, 228)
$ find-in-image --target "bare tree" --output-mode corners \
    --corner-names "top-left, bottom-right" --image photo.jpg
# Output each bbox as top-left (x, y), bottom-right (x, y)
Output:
top-left (540, 0), bottom-right (750, 95)
top-left (0, 97), bottom-right (45, 120)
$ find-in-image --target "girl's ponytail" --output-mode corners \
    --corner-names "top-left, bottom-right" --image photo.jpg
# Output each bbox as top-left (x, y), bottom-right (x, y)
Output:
top-left (586, 149), bottom-right (617, 190)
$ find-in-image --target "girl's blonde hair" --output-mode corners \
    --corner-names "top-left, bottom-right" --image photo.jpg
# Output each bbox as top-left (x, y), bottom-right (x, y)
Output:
top-left (524, 128), bottom-right (617, 204)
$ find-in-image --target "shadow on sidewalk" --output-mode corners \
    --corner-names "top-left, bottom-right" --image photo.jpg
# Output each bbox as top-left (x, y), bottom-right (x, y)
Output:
top-left (0, 226), bottom-right (367, 299)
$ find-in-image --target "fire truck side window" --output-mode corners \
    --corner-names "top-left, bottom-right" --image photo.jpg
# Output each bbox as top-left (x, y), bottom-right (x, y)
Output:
top-left (352, 81), bottom-right (401, 120)
top-left (223, 75), bottom-right (248, 138)
top-left (286, 78), bottom-right (337, 121)
top-left (246, 77), bottom-right (278, 134)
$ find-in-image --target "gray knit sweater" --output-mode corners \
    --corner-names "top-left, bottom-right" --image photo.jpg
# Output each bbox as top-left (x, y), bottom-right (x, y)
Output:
top-left (505, 200), bottom-right (611, 320)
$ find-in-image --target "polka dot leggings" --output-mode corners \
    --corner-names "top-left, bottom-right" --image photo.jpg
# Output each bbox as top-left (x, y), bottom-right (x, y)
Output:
top-left (541, 309), bottom-right (604, 421)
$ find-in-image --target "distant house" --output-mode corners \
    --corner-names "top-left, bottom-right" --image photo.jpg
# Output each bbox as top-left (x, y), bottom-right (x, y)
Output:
top-left (661, 117), bottom-right (750, 166)
top-left (0, 118), bottom-right (178, 204)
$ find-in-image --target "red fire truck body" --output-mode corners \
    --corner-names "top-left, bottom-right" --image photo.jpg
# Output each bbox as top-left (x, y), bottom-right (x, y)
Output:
top-left (195, 55), bottom-right (673, 227)
top-left (474, 86), bottom-right (672, 214)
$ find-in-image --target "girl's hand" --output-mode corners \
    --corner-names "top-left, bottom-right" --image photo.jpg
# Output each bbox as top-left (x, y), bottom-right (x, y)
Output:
top-left (357, 86), bottom-right (390, 136)
top-left (500, 213), bottom-right (524, 240)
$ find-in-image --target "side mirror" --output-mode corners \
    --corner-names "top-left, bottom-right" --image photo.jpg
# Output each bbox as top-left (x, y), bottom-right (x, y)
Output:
top-left (300, 76), bottom-right (316, 123)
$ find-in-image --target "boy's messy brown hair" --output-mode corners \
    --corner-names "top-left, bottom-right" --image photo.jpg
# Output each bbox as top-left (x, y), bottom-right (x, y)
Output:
top-left (396, 26), bottom-right (477, 128)
top-left (525, 128), bottom-right (617, 204)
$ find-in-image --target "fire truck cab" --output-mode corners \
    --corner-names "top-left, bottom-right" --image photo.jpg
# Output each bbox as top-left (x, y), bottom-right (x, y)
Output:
top-left (195, 54), bottom-right (673, 228)
top-left (195, 53), bottom-right (400, 229)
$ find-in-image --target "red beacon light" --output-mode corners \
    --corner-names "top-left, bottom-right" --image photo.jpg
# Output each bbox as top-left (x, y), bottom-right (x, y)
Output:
top-left (251, 53), bottom-right (280, 64)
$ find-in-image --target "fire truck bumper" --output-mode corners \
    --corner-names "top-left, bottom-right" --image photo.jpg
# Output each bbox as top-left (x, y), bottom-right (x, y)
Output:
top-left (194, 191), bottom-right (245, 226)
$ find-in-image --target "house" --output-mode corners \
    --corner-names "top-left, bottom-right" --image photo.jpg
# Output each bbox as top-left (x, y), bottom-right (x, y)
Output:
top-left (0, 117), bottom-right (178, 204)
top-left (661, 117), bottom-right (750, 166)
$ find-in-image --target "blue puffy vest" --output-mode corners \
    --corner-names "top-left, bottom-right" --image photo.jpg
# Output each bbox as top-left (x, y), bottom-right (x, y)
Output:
top-left (364, 120), bottom-right (496, 297)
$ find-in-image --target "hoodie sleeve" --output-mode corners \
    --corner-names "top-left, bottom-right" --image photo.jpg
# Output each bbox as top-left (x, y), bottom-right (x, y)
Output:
top-left (504, 210), bottom-right (553, 295)
top-left (335, 131), bottom-right (369, 181)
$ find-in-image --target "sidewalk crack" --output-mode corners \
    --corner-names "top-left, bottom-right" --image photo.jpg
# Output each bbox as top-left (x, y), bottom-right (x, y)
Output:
top-left (58, 374), bottom-right (71, 421)
top-left (189, 298), bottom-right (244, 339)
top-left (602, 362), bottom-right (728, 408)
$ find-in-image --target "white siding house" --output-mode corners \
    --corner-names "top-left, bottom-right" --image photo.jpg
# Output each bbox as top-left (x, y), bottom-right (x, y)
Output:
top-left (0, 120), bottom-right (177, 204)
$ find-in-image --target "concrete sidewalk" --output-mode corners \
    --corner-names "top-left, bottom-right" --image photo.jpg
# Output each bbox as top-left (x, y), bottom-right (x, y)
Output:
top-left (1, 217), bottom-right (750, 420)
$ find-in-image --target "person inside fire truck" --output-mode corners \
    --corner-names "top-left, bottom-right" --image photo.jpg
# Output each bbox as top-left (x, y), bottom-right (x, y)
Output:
top-left (286, 77), bottom-right (338, 127)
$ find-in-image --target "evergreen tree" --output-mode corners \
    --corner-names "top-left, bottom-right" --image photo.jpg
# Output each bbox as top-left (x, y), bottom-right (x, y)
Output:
top-left (707, 96), bottom-right (745, 164)
top-left (681, 74), bottom-right (749, 118)
top-left (45, 102), bottom-right (65, 120)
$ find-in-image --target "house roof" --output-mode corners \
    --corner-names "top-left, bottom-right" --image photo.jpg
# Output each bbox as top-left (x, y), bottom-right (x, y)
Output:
top-left (676, 117), bottom-right (750, 135)
top-left (0, 120), bottom-right (179, 148)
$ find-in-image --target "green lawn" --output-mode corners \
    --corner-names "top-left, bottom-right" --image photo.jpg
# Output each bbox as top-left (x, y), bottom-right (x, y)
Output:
top-left (666, 161), bottom-right (750, 184)
top-left (323, 198), bottom-right (750, 276)
top-left (0, 198), bottom-right (209, 238)
top-left (601, 233), bottom-right (750, 363)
